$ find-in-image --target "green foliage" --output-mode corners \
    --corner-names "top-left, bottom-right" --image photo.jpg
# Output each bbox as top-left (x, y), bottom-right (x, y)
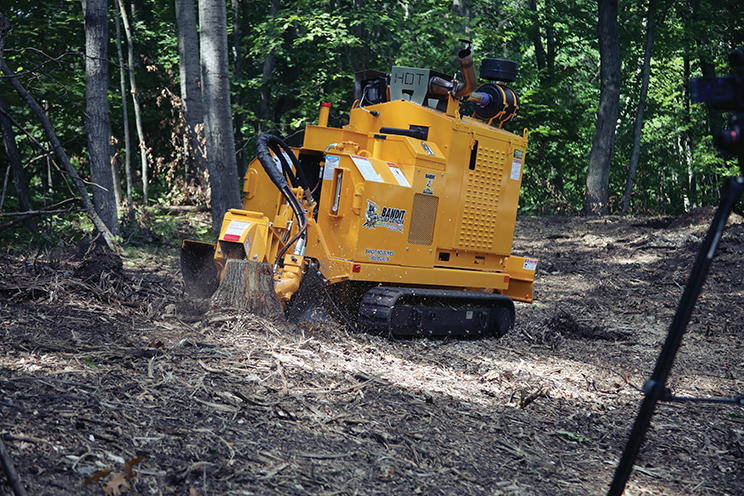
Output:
top-left (1, 0), bottom-right (743, 234)
top-left (556, 430), bottom-right (595, 444)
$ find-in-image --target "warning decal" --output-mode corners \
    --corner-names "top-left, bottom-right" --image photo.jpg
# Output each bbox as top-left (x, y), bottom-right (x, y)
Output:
top-left (510, 159), bottom-right (523, 181)
top-left (386, 162), bottom-right (411, 188)
top-left (323, 155), bottom-right (340, 180)
top-left (522, 258), bottom-right (538, 271)
top-left (224, 220), bottom-right (250, 242)
top-left (351, 155), bottom-right (382, 183)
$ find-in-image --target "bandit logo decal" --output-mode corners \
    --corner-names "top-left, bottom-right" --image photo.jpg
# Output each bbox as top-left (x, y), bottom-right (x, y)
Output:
top-left (423, 173), bottom-right (435, 195)
top-left (362, 200), bottom-right (406, 233)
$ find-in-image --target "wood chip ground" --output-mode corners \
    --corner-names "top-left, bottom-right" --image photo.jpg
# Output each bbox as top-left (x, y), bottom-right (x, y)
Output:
top-left (1, 209), bottom-right (744, 495)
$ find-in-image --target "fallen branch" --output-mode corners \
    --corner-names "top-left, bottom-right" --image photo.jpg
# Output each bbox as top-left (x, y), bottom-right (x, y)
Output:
top-left (0, 197), bottom-right (82, 231)
top-left (151, 204), bottom-right (210, 214)
top-left (0, 435), bottom-right (29, 496)
top-left (0, 59), bottom-right (120, 252)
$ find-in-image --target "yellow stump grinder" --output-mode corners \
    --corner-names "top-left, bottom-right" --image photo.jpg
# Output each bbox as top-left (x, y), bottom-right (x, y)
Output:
top-left (181, 44), bottom-right (538, 338)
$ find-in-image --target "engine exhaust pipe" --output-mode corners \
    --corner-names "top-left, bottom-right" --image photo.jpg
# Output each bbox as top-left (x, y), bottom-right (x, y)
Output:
top-left (453, 48), bottom-right (478, 97)
top-left (428, 47), bottom-right (479, 99)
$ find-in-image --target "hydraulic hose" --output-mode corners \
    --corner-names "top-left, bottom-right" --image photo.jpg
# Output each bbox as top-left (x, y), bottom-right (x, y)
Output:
top-left (256, 134), bottom-right (312, 191)
top-left (255, 134), bottom-right (309, 267)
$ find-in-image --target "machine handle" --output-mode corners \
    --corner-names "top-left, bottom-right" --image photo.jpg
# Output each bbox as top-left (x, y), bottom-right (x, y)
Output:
top-left (378, 127), bottom-right (429, 140)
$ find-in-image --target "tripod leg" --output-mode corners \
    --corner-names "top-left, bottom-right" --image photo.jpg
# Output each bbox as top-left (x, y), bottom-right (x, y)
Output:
top-left (607, 175), bottom-right (744, 496)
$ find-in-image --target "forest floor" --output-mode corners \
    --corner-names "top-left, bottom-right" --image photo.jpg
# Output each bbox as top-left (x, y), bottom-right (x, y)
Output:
top-left (2, 209), bottom-right (744, 496)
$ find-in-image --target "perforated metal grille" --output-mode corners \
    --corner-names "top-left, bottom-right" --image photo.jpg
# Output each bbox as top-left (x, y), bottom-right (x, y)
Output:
top-left (458, 144), bottom-right (505, 249)
top-left (408, 194), bottom-right (439, 245)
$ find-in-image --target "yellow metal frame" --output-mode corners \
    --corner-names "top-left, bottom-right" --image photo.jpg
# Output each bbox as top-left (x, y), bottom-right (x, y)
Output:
top-left (219, 93), bottom-right (537, 303)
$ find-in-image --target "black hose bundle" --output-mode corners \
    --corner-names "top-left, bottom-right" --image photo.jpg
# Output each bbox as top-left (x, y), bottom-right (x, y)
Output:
top-left (255, 134), bottom-right (309, 266)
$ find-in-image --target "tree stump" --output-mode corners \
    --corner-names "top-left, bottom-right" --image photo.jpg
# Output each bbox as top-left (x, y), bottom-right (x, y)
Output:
top-left (210, 259), bottom-right (285, 321)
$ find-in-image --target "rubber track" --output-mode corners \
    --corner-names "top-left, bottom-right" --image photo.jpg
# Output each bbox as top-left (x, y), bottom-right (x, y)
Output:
top-left (358, 286), bottom-right (514, 338)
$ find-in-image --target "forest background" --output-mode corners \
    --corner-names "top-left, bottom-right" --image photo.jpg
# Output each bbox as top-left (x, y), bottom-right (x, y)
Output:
top-left (0, 0), bottom-right (743, 248)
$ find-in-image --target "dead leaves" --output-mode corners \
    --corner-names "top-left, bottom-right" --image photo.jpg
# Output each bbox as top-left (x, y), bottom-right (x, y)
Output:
top-left (104, 473), bottom-right (130, 496)
top-left (83, 455), bottom-right (144, 495)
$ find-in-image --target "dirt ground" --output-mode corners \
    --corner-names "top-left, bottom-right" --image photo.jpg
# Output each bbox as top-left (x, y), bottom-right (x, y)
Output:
top-left (2, 209), bottom-right (744, 496)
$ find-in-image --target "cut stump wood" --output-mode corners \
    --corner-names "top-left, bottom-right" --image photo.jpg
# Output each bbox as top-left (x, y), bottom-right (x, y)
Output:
top-left (211, 259), bottom-right (285, 321)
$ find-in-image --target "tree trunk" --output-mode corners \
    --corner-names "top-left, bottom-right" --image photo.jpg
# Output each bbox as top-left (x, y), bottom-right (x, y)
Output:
top-left (117, 0), bottom-right (150, 204)
top-left (43, 100), bottom-right (56, 197)
top-left (0, 13), bottom-right (36, 232)
top-left (260, 0), bottom-right (281, 132)
top-left (84, 0), bottom-right (120, 236)
top-left (0, 98), bottom-right (37, 232)
top-left (690, 0), bottom-right (726, 155)
top-left (175, 0), bottom-right (207, 180)
top-left (232, 0), bottom-right (247, 177)
top-left (585, 0), bottom-right (621, 216)
top-left (545, 2), bottom-right (556, 77)
top-left (682, 53), bottom-right (697, 208)
top-left (529, 0), bottom-right (547, 81)
top-left (114, 0), bottom-right (134, 219)
top-left (0, 11), bottom-right (9, 67)
top-left (1, 60), bottom-right (120, 251)
top-left (452, 0), bottom-right (471, 37)
top-left (199, 0), bottom-right (241, 235)
top-left (621, 1), bottom-right (654, 215)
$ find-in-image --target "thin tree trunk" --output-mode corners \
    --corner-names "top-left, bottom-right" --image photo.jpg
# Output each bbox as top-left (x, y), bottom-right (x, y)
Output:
top-left (260, 0), bottom-right (281, 131)
top-left (621, 1), bottom-right (654, 215)
top-left (84, 0), bottom-right (120, 236)
top-left (690, 0), bottom-right (725, 159)
top-left (545, 2), bottom-right (556, 77)
top-left (0, 14), bottom-right (33, 231)
top-left (110, 144), bottom-right (123, 208)
top-left (114, 0), bottom-right (134, 218)
top-left (585, 0), bottom-right (621, 216)
top-left (199, 0), bottom-right (241, 235)
top-left (175, 0), bottom-right (206, 180)
top-left (529, 0), bottom-right (547, 81)
top-left (0, 11), bottom-right (9, 67)
top-left (0, 98), bottom-right (37, 232)
top-left (117, 0), bottom-right (150, 204)
top-left (452, 0), bottom-right (471, 37)
top-left (1, 61), bottom-right (120, 251)
top-left (682, 54), bottom-right (696, 208)
top-left (232, 0), bottom-right (247, 176)
top-left (43, 100), bottom-right (55, 198)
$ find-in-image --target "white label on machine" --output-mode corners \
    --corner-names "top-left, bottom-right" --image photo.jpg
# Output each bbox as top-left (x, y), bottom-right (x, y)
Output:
top-left (510, 159), bottom-right (522, 180)
top-left (351, 155), bottom-right (382, 182)
top-left (523, 258), bottom-right (538, 271)
top-left (365, 248), bottom-right (395, 262)
top-left (386, 162), bottom-right (411, 187)
top-left (323, 155), bottom-right (340, 180)
top-left (224, 220), bottom-right (250, 242)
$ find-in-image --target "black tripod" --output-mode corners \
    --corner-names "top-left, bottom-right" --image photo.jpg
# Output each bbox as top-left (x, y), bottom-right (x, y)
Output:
top-left (608, 116), bottom-right (744, 495)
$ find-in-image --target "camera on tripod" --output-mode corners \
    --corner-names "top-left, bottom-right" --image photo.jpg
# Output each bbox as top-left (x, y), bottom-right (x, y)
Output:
top-left (689, 46), bottom-right (744, 156)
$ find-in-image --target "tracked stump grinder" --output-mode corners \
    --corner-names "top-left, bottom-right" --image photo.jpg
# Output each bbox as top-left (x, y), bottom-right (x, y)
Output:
top-left (182, 45), bottom-right (538, 338)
